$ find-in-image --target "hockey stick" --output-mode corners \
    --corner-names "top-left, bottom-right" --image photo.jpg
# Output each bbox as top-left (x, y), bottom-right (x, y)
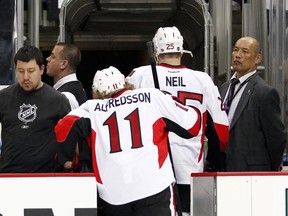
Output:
top-left (146, 41), bottom-right (160, 89)
top-left (146, 41), bottom-right (183, 216)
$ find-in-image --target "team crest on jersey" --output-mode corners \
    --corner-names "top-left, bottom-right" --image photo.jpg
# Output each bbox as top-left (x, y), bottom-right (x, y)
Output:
top-left (18, 104), bottom-right (38, 125)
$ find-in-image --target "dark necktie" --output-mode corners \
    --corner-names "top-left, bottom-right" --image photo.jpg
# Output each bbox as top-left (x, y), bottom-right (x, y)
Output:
top-left (224, 78), bottom-right (240, 114)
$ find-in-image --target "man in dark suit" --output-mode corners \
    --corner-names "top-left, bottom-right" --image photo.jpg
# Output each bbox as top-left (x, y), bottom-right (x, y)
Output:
top-left (220, 36), bottom-right (286, 171)
top-left (46, 42), bottom-right (91, 172)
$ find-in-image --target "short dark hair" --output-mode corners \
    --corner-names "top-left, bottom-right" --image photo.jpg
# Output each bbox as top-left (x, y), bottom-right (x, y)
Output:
top-left (56, 42), bottom-right (81, 70)
top-left (14, 45), bottom-right (44, 68)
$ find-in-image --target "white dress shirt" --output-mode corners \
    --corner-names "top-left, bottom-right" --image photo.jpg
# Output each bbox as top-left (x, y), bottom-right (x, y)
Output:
top-left (53, 73), bottom-right (79, 109)
top-left (225, 70), bottom-right (257, 125)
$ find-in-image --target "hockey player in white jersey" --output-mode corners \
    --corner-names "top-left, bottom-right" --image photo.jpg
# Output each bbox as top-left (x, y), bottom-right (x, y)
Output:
top-left (55, 66), bottom-right (201, 216)
top-left (126, 26), bottom-right (229, 216)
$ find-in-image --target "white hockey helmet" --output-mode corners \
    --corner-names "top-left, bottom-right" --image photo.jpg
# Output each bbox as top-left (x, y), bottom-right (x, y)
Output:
top-left (153, 26), bottom-right (184, 56)
top-left (92, 66), bottom-right (125, 94)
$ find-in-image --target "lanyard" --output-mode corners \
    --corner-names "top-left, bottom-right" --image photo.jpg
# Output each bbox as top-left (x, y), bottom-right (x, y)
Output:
top-left (230, 73), bottom-right (255, 102)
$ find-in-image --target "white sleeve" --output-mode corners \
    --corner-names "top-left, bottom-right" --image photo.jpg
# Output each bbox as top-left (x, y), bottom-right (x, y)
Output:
top-left (205, 75), bottom-right (229, 150)
top-left (155, 90), bottom-right (201, 137)
top-left (61, 91), bottom-right (80, 110)
top-left (126, 66), bottom-right (155, 89)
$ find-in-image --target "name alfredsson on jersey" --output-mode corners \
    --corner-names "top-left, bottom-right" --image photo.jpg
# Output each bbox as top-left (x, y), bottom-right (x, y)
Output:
top-left (94, 92), bottom-right (151, 112)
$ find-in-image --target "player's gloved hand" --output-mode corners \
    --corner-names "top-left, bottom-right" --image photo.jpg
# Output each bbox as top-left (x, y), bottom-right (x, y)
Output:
top-left (204, 160), bottom-right (217, 172)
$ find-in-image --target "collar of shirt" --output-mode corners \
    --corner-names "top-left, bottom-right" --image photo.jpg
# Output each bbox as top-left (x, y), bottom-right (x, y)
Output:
top-left (53, 73), bottom-right (78, 90)
top-left (231, 70), bottom-right (257, 84)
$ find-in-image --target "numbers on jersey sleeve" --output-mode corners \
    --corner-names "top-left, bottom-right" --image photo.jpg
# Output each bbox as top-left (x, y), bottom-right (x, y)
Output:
top-left (103, 108), bottom-right (143, 153)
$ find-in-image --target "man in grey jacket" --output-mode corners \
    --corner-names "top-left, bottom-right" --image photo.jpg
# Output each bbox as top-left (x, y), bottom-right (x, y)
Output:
top-left (220, 36), bottom-right (286, 171)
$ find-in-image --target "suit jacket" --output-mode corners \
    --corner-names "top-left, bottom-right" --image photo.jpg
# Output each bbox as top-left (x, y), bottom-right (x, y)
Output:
top-left (220, 74), bottom-right (286, 171)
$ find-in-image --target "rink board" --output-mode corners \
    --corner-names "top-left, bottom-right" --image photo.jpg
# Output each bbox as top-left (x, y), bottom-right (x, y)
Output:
top-left (0, 173), bottom-right (97, 216)
top-left (191, 172), bottom-right (288, 216)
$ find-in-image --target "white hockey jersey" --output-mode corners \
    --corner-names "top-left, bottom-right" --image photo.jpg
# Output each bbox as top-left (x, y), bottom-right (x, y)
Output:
top-left (55, 88), bottom-right (201, 204)
top-left (126, 64), bottom-right (229, 184)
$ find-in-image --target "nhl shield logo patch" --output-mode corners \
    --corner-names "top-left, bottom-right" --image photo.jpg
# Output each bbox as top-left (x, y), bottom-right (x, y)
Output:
top-left (18, 104), bottom-right (38, 124)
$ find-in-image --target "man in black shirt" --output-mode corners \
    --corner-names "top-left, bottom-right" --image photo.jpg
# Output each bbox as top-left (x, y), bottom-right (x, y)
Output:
top-left (0, 45), bottom-right (71, 172)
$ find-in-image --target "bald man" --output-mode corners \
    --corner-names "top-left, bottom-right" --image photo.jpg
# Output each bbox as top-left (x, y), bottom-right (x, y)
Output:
top-left (220, 36), bottom-right (286, 171)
